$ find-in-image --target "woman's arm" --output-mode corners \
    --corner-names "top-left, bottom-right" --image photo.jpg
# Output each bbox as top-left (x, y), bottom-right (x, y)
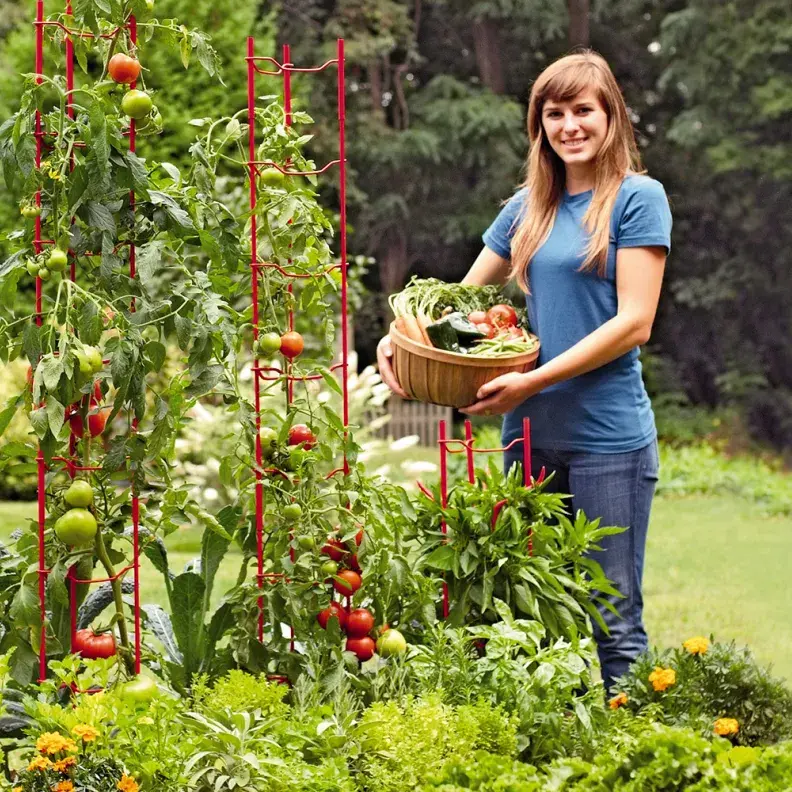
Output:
top-left (461, 246), bottom-right (512, 287)
top-left (460, 245), bottom-right (667, 415)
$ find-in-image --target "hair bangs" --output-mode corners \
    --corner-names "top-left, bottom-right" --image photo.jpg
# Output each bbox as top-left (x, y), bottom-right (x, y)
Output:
top-left (538, 62), bottom-right (603, 107)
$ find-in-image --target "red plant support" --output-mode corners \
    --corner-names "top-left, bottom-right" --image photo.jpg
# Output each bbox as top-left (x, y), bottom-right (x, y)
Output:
top-left (34, 2), bottom-right (142, 681)
top-left (246, 38), bottom-right (348, 647)
top-left (437, 416), bottom-right (533, 619)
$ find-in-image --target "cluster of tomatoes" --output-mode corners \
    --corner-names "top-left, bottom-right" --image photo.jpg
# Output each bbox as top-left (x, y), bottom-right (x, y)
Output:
top-left (466, 303), bottom-right (521, 340)
top-left (21, 246), bottom-right (68, 282)
top-left (54, 479), bottom-right (98, 546)
top-left (68, 373), bottom-right (110, 439)
top-left (108, 53), bottom-right (160, 132)
top-left (255, 329), bottom-right (304, 361)
top-left (313, 530), bottom-right (408, 661)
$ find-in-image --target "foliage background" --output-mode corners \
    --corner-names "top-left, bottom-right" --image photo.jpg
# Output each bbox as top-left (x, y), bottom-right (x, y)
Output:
top-left (1, 0), bottom-right (791, 458)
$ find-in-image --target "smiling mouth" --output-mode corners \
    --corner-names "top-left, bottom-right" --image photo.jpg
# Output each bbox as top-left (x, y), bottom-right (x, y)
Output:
top-left (562, 138), bottom-right (587, 147)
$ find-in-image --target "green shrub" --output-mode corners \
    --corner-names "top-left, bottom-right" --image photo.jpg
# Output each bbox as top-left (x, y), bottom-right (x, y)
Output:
top-left (611, 638), bottom-right (792, 746)
top-left (192, 670), bottom-right (290, 719)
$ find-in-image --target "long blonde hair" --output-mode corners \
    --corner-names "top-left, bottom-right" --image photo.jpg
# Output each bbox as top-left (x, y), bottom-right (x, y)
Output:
top-left (511, 51), bottom-right (644, 290)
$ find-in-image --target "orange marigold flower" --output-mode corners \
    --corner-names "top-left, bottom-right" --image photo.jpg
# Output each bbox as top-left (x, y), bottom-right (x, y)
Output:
top-left (648, 666), bottom-right (677, 692)
top-left (27, 755), bottom-right (52, 771)
top-left (13, 786), bottom-right (23, 791)
top-left (54, 782), bottom-right (75, 792)
top-left (683, 636), bottom-right (710, 655)
top-left (72, 723), bottom-right (100, 742)
top-left (117, 774), bottom-right (140, 792)
top-left (36, 732), bottom-right (78, 755)
top-left (54, 756), bottom-right (78, 773)
top-left (714, 717), bottom-right (740, 736)
top-left (609, 692), bottom-right (629, 709)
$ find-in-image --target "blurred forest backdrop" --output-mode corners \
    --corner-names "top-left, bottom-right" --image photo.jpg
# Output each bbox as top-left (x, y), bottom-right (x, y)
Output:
top-left (1, 0), bottom-right (790, 455)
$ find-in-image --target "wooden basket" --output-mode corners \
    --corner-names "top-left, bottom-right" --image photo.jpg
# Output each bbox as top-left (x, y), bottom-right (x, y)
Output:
top-left (389, 322), bottom-right (541, 408)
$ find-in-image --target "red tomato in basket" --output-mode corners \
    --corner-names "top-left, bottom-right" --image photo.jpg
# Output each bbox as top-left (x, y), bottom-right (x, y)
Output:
top-left (487, 304), bottom-right (518, 329)
top-left (476, 322), bottom-right (497, 339)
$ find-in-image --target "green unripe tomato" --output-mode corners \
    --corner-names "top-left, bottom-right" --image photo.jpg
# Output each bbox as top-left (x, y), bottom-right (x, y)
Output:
top-left (297, 535), bottom-right (316, 550)
top-left (37, 267), bottom-right (51, 281)
top-left (259, 167), bottom-right (286, 187)
top-left (54, 508), bottom-right (97, 545)
top-left (64, 480), bottom-right (93, 508)
top-left (259, 427), bottom-right (278, 459)
top-left (84, 346), bottom-right (103, 372)
top-left (48, 248), bottom-right (68, 272)
top-left (283, 503), bottom-right (303, 522)
top-left (26, 259), bottom-right (40, 277)
top-left (376, 628), bottom-right (408, 657)
top-left (320, 560), bottom-right (338, 576)
top-left (285, 447), bottom-right (305, 472)
top-left (119, 675), bottom-right (159, 703)
top-left (75, 351), bottom-right (93, 376)
top-left (256, 332), bottom-right (282, 356)
top-left (21, 203), bottom-right (41, 219)
top-left (121, 89), bottom-right (153, 120)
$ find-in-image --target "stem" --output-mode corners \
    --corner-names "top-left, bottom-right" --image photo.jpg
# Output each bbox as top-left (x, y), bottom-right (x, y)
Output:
top-left (94, 528), bottom-right (134, 673)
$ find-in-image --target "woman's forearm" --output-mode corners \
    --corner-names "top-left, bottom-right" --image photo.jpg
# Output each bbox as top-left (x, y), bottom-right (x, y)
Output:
top-left (531, 313), bottom-right (650, 390)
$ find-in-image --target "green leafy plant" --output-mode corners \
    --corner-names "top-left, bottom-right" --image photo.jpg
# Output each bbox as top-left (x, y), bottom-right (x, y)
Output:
top-left (411, 462), bottom-right (623, 640)
top-left (612, 637), bottom-right (792, 746)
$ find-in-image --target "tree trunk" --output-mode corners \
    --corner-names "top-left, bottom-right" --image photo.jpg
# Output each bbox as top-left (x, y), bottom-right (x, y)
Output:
top-left (568, 0), bottom-right (590, 48)
top-left (369, 58), bottom-right (383, 117)
top-left (379, 231), bottom-right (411, 294)
top-left (472, 17), bottom-right (505, 94)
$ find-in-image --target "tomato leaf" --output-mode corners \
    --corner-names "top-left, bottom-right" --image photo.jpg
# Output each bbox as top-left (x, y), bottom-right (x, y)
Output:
top-left (0, 394), bottom-right (22, 440)
top-left (45, 398), bottom-right (65, 439)
top-left (22, 324), bottom-right (41, 367)
top-left (137, 241), bottom-right (165, 296)
top-left (185, 364), bottom-right (223, 399)
top-left (170, 572), bottom-right (206, 677)
top-left (425, 545), bottom-right (456, 571)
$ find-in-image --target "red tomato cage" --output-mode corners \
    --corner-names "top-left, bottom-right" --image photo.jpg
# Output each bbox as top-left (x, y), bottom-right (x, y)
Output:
top-left (246, 39), bottom-right (350, 649)
top-left (33, 1), bottom-right (143, 681)
top-left (431, 417), bottom-right (543, 619)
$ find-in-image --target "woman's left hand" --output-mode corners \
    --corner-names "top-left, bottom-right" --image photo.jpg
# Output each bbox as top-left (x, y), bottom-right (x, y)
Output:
top-left (459, 371), bottom-right (544, 416)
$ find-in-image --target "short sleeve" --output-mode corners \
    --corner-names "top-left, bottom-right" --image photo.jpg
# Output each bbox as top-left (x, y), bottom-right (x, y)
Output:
top-left (616, 178), bottom-right (672, 253)
top-left (482, 188), bottom-right (528, 259)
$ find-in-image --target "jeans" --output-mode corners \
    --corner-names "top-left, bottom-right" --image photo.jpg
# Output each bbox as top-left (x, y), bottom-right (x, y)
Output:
top-left (504, 440), bottom-right (659, 694)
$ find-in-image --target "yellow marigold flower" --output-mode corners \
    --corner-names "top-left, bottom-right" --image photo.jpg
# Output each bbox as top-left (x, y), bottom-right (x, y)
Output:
top-left (27, 755), bottom-right (52, 771)
top-left (609, 692), bottom-right (629, 709)
top-left (55, 782), bottom-right (75, 792)
top-left (714, 717), bottom-right (740, 736)
top-left (683, 636), bottom-right (710, 655)
top-left (648, 666), bottom-right (677, 692)
top-left (36, 731), bottom-right (78, 755)
top-left (72, 723), bottom-right (100, 742)
top-left (117, 774), bottom-right (140, 792)
top-left (54, 756), bottom-right (78, 773)
top-left (13, 786), bottom-right (23, 791)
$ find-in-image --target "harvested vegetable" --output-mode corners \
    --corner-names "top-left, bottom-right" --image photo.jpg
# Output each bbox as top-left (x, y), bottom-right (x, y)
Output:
top-left (391, 278), bottom-right (537, 357)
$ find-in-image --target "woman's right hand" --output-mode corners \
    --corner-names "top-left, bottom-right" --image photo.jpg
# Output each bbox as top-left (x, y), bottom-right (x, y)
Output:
top-left (376, 335), bottom-right (410, 399)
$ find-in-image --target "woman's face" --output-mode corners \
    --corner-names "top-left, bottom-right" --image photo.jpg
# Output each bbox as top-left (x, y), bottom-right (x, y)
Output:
top-left (541, 88), bottom-right (609, 172)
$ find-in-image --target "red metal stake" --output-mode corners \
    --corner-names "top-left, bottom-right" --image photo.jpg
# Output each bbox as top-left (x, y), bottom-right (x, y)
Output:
top-left (439, 420), bottom-right (450, 620)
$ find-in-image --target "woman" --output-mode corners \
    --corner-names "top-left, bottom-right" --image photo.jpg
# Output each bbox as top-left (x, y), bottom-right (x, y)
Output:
top-left (377, 51), bottom-right (672, 694)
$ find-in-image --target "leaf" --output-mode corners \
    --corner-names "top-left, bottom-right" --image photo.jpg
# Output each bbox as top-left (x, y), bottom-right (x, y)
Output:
top-left (84, 202), bottom-right (116, 234)
top-left (425, 545), bottom-right (456, 571)
top-left (22, 323), bottom-right (41, 366)
top-left (78, 301), bottom-right (103, 347)
top-left (0, 394), bottom-right (22, 439)
top-left (136, 241), bottom-right (165, 296)
top-left (77, 580), bottom-right (134, 629)
top-left (45, 398), bottom-right (65, 438)
top-left (175, 315), bottom-right (192, 350)
top-left (142, 604), bottom-right (183, 664)
top-left (145, 341), bottom-right (166, 372)
top-left (170, 572), bottom-right (206, 678)
top-left (201, 520), bottom-right (231, 611)
top-left (185, 364), bottom-right (223, 399)
top-left (40, 356), bottom-right (64, 392)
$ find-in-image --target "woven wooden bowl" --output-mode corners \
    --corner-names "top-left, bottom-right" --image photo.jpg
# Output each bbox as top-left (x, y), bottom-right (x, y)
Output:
top-left (389, 322), bottom-right (541, 408)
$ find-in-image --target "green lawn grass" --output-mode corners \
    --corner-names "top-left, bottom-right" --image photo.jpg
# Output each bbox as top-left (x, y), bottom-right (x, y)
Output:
top-left (3, 490), bottom-right (792, 680)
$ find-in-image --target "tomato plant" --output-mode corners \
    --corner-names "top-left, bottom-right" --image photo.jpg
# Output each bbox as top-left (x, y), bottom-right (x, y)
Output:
top-left (288, 423), bottom-right (316, 449)
top-left (317, 602), bottom-right (347, 631)
top-left (63, 479), bottom-right (93, 508)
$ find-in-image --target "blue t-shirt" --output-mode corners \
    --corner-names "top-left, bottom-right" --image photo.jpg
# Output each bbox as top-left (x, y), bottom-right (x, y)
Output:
top-left (482, 174), bottom-right (672, 454)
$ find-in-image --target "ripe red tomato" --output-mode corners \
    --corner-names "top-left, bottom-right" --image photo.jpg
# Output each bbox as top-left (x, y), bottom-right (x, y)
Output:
top-left (288, 424), bottom-right (316, 450)
top-left (321, 537), bottom-right (347, 562)
top-left (486, 304), bottom-right (518, 329)
top-left (345, 608), bottom-right (374, 638)
top-left (74, 629), bottom-right (116, 659)
top-left (346, 636), bottom-right (375, 661)
top-left (476, 322), bottom-right (497, 339)
top-left (355, 529), bottom-right (364, 546)
top-left (348, 553), bottom-right (361, 573)
top-left (280, 331), bottom-right (304, 360)
top-left (88, 407), bottom-right (110, 437)
top-left (69, 412), bottom-right (85, 438)
top-left (317, 601), bottom-right (348, 630)
top-left (108, 53), bottom-right (141, 84)
top-left (468, 310), bottom-right (488, 324)
top-left (333, 569), bottom-right (362, 597)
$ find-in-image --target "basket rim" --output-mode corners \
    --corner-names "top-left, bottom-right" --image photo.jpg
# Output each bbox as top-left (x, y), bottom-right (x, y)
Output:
top-left (389, 322), bottom-right (540, 368)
